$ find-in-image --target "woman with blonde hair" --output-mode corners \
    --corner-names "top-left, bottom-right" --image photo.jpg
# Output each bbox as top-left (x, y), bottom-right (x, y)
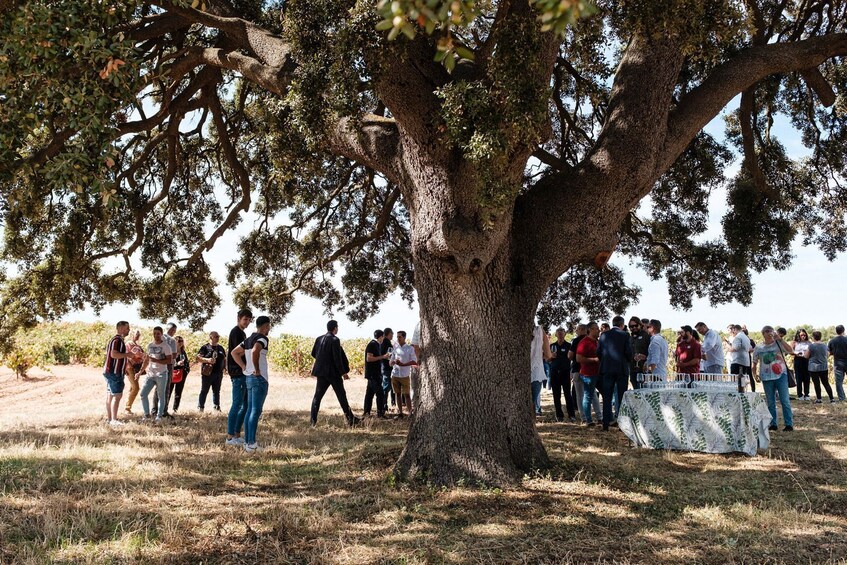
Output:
top-left (124, 330), bottom-right (144, 414)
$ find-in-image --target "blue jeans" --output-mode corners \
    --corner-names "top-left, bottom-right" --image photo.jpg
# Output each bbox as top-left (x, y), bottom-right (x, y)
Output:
top-left (834, 361), bottom-right (847, 401)
top-left (762, 374), bottom-right (794, 428)
top-left (581, 375), bottom-right (599, 424)
top-left (141, 374), bottom-right (168, 417)
top-left (245, 375), bottom-right (268, 445)
top-left (227, 376), bottom-right (248, 436)
top-left (531, 381), bottom-right (543, 414)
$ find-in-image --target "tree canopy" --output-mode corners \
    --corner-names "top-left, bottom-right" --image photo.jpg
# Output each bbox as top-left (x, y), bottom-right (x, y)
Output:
top-left (1, 0), bottom-right (845, 337)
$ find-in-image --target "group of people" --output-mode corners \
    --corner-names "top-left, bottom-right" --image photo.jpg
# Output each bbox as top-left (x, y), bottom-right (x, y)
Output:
top-left (531, 317), bottom-right (847, 434)
top-left (102, 311), bottom-right (421, 453)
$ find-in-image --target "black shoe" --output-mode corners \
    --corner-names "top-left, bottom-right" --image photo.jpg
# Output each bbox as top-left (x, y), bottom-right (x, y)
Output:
top-left (214, 405), bottom-right (221, 411)
top-left (610, 421), bottom-right (619, 428)
top-left (602, 425), bottom-right (609, 431)
top-left (768, 425), bottom-right (778, 431)
top-left (587, 422), bottom-right (596, 427)
top-left (783, 425), bottom-right (794, 432)
top-left (347, 416), bottom-right (363, 427)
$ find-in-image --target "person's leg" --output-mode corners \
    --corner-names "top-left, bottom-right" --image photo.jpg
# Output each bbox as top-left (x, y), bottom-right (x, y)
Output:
top-left (835, 362), bottom-right (846, 401)
top-left (762, 379), bottom-right (778, 428)
top-left (581, 375), bottom-right (596, 424)
top-left (244, 377), bottom-right (257, 445)
top-left (328, 377), bottom-right (355, 424)
top-left (630, 368), bottom-right (639, 391)
top-left (167, 381), bottom-right (176, 411)
top-left (614, 372), bottom-right (628, 420)
top-left (198, 375), bottom-right (211, 410)
top-left (560, 366), bottom-right (576, 419)
top-left (600, 375), bottom-right (614, 429)
top-left (775, 374), bottom-right (793, 427)
top-left (821, 371), bottom-right (835, 400)
top-left (110, 393), bottom-right (122, 421)
top-left (375, 380), bottom-right (386, 417)
top-left (550, 366), bottom-right (564, 420)
top-left (310, 376), bottom-right (332, 425)
top-left (227, 376), bottom-right (245, 437)
top-left (572, 373), bottom-right (585, 420)
top-left (156, 375), bottom-right (168, 417)
top-left (810, 370), bottom-right (823, 400)
top-left (212, 373), bottom-right (223, 410)
top-left (531, 381), bottom-right (542, 415)
top-left (363, 379), bottom-right (375, 416)
top-left (173, 378), bottom-right (186, 411)
top-left (125, 367), bottom-right (139, 412)
top-left (391, 377), bottom-right (404, 415)
top-left (140, 377), bottom-right (155, 416)
top-left (402, 379), bottom-right (413, 414)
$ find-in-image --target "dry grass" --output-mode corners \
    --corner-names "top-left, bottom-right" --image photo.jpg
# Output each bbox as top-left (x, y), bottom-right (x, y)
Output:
top-left (2, 366), bottom-right (847, 564)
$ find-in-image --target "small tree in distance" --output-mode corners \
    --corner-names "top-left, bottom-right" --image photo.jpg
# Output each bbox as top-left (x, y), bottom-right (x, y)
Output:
top-left (1, 0), bottom-right (846, 484)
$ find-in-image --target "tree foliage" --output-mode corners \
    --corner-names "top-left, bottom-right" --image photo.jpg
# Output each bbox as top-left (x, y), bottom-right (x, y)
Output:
top-left (0, 0), bottom-right (845, 356)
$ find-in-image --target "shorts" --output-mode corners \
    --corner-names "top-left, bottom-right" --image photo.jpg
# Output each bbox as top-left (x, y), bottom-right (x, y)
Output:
top-left (104, 372), bottom-right (125, 395)
top-left (391, 376), bottom-right (411, 396)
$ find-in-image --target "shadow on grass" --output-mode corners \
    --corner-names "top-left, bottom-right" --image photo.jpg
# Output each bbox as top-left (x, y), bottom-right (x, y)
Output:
top-left (1, 402), bottom-right (847, 563)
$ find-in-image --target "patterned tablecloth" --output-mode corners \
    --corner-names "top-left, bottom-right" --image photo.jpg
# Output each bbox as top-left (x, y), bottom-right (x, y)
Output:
top-left (618, 389), bottom-right (772, 456)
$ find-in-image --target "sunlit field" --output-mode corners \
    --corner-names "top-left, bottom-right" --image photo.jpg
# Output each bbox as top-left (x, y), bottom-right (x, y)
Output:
top-left (2, 365), bottom-right (847, 564)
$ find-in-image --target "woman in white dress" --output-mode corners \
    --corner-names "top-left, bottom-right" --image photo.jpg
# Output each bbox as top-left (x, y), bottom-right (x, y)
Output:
top-left (531, 325), bottom-right (551, 416)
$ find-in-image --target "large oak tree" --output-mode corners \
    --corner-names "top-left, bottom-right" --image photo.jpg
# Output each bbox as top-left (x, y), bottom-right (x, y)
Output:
top-left (1, 0), bottom-right (846, 484)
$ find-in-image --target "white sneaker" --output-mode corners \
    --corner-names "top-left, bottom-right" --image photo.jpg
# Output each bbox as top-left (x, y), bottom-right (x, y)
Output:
top-left (244, 443), bottom-right (262, 453)
top-left (225, 437), bottom-right (245, 446)
top-left (804, 395), bottom-right (811, 401)
top-left (154, 416), bottom-right (162, 424)
top-left (109, 420), bottom-right (125, 426)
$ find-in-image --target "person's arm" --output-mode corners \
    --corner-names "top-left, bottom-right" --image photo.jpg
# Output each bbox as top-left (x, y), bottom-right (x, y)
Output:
top-left (196, 345), bottom-right (214, 364)
top-left (139, 354), bottom-right (149, 375)
top-left (366, 344), bottom-right (382, 363)
top-left (575, 345), bottom-right (598, 365)
top-left (542, 332), bottom-right (551, 361)
top-left (646, 339), bottom-right (658, 372)
top-left (231, 344), bottom-right (247, 372)
top-left (109, 344), bottom-right (128, 360)
top-left (250, 342), bottom-right (263, 375)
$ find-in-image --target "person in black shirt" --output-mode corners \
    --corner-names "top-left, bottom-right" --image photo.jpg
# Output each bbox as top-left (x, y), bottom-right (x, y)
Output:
top-left (549, 327), bottom-right (574, 422)
top-left (197, 331), bottom-right (227, 411)
top-left (829, 324), bottom-right (847, 401)
top-left (225, 309), bottom-right (252, 446)
top-left (363, 329), bottom-right (390, 418)
top-left (310, 320), bottom-right (361, 427)
top-left (628, 317), bottom-right (651, 390)
top-left (380, 328), bottom-right (395, 412)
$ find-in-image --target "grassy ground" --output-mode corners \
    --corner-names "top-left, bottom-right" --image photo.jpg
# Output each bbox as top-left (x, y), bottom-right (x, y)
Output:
top-left (2, 366), bottom-right (847, 564)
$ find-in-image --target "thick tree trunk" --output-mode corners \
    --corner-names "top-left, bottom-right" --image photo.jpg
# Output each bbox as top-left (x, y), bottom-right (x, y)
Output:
top-left (394, 255), bottom-right (549, 486)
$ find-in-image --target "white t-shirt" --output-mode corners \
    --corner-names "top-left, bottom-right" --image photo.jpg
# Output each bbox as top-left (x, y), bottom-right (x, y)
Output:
top-left (243, 333), bottom-right (270, 378)
top-left (146, 341), bottom-right (172, 376)
top-left (391, 343), bottom-right (417, 378)
top-left (530, 325), bottom-right (546, 383)
top-left (730, 332), bottom-right (751, 366)
top-left (163, 334), bottom-right (177, 364)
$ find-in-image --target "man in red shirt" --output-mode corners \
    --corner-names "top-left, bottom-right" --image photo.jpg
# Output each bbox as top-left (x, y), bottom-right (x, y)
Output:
top-left (676, 325), bottom-right (702, 377)
top-left (576, 322), bottom-right (601, 426)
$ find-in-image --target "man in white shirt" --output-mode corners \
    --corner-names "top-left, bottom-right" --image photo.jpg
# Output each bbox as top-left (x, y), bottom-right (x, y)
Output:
top-left (153, 322), bottom-right (179, 417)
top-left (139, 326), bottom-right (173, 421)
top-left (644, 319), bottom-right (669, 380)
top-left (696, 322), bottom-right (724, 375)
top-left (390, 330), bottom-right (417, 417)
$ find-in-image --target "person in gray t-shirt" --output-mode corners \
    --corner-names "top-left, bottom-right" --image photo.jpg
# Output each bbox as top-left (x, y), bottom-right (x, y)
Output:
top-left (810, 331), bottom-right (834, 403)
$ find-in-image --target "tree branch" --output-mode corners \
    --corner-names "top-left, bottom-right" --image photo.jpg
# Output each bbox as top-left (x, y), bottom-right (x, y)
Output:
top-left (150, 0), bottom-right (290, 67)
top-left (328, 115), bottom-right (403, 184)
top-left (169, 46), bottom-right (290, 96)
top-left (664, 33), bottom-right (847, 170)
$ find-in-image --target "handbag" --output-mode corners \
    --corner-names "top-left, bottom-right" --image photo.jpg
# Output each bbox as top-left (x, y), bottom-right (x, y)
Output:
top-left (201, 361), bottom-right (213, 377)
top-left (172, 367), bottom-right (184, 383)
top-left (774, 339), bottom-right (796, 388)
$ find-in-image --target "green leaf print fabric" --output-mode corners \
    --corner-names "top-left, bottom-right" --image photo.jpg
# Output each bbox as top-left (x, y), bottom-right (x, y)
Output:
top-left (617, 390), bottom-right (771, 455)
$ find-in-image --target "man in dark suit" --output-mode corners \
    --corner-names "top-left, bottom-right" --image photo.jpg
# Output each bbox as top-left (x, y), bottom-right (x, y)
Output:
top-left (597, 315), bottom-right (633, 431)
top-left (310, 320), bottom-right (361, 427)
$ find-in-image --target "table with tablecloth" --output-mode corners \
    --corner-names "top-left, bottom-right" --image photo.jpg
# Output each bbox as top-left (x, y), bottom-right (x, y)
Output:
top-left (617, 389), bottom-right (772, 455)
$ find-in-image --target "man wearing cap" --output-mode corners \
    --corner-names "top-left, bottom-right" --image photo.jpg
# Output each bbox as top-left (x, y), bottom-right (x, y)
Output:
top-left (676, 325), bottom-right (702, 377)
